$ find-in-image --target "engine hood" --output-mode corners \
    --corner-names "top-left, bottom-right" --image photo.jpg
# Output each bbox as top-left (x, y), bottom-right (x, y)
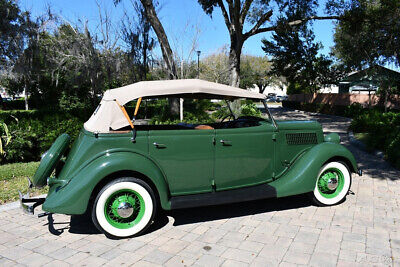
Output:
top-left (275, 120), bottom-right (322, 131)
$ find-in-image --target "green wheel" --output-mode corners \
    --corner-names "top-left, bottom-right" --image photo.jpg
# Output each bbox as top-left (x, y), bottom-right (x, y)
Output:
top-left (311, 162), bottom-right (351, 206)
top-left (92, 177), bottom-right (156, 238)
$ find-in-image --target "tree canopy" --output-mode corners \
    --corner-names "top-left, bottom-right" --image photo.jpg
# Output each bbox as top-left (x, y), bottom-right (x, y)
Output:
top-left (329, 0), bottom-right (400, 69)
top-left (197, 0), bottom-right (339, 87)
top-left (262, 23), bottom-right (342, 94)
top-left (0, 0), bottom-right (28, 66)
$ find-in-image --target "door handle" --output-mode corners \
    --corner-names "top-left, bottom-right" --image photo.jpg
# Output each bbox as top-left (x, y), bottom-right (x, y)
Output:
top-left (220, 139), bottom-right (232, 146)
top-left (153, 142), bottom-right (166, 149)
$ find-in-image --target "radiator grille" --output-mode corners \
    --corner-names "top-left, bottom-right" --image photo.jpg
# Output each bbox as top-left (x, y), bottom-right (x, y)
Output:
top-left (286, 133), bottom-right (318, 145)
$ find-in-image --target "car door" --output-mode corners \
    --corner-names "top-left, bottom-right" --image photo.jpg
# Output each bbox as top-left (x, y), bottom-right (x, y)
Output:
top-left (214, 121), bottom-right (276, 190)
top-left (149, 129), bottom-right (215, 196)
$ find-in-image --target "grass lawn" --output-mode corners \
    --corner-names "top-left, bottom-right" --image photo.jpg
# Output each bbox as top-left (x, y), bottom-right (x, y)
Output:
top-left (0, 162), bottom-right (48, 204)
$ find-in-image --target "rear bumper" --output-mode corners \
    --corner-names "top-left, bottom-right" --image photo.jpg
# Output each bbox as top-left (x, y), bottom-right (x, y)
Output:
top-left (18, 178), bottom-right (46, 215)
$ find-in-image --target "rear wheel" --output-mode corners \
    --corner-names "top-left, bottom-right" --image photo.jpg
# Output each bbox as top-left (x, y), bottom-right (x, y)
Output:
top-left (311, 162), bottom-right (351, 206)
top-left (92, 177), bottom-right (156, 238)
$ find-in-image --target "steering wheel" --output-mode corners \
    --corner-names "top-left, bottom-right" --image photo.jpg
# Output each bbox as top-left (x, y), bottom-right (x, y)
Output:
top-left (220, 114), bottom-right (235, 123)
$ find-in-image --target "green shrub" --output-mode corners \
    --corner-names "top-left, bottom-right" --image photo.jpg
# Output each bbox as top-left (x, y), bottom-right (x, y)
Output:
top-left (2, 114), bottom-right (84, 164)
top-left (387, 134), bottom-right (400, 169)
top-left (240, 103), bottom-right (262, 117)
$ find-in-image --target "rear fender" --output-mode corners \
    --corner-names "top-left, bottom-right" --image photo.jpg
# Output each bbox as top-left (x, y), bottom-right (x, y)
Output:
top-left (43, 152), bottom-right (171, 214)
top-left (270, 142), bottom-right (358, 197)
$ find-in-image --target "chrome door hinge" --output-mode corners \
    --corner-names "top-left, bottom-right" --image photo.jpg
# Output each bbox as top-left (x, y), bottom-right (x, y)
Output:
top-left (212, 137), bottom-right (216, 145)
top-left (211, 179), bottom-right (216, 191)
top-left (272, 133), bottom-right (277, 141)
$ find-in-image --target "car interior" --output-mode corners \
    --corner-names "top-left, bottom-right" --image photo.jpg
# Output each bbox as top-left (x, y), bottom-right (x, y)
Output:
top-left (112, 116), bottom-right (265, 132)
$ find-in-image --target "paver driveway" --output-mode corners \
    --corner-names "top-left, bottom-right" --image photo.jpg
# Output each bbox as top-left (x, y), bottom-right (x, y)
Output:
top-left (0, 108), bottom-right (399, 267)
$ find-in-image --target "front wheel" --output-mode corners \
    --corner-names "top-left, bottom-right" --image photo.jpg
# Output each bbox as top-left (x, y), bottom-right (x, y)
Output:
top-left (92, 177), bottom-right (156, 238)
top-left (311, 162), bottom-right (352, 206)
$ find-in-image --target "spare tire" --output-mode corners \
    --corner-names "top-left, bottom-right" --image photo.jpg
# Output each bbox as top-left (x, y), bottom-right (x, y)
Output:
top-left (32, 133), bottom-right (71, 187)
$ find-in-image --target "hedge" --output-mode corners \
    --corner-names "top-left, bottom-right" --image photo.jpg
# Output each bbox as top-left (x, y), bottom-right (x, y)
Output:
top-left (0, 110), bottom-right (86, 164)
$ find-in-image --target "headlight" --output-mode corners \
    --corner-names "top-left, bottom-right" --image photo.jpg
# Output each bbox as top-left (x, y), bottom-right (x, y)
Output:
top-left (324, 133), bottom-right (340, 144)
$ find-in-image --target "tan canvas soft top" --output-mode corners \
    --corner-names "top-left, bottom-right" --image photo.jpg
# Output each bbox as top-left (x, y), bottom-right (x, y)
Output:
top-left (84, 79), bottom-right (266, 133)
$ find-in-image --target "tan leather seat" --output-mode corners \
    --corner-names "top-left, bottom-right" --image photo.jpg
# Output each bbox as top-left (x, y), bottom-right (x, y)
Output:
top-left (195, 125), bottom-right (214, 130)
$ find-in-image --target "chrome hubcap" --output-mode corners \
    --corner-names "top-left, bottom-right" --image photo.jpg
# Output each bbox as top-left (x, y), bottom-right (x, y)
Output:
top-left (117, 202), bottom-right (134, 218)
top-left (327, 177), bottom-right (338, 190)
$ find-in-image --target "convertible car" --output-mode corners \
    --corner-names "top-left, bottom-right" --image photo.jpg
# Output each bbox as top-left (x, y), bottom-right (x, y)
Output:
top-left (20, 79), bottom-right (361, 238)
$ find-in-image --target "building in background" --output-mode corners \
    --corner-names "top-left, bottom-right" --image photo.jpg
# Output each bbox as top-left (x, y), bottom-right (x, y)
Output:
top-left (338, 65), bottom-right (400, 94)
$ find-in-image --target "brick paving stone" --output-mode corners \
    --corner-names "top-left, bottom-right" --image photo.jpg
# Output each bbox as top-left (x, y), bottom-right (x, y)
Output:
top-left (118, 238), bottom-right (146, 252)
top-left (64, 251), bottom-right (90, 264)
top-left (16, 252), bottom-right (53, 266)
top-left (158, 238), bottom-right (189, 254)
top-left (340, 240), bottom-right (365, 252)
top-left (142, 249), bottom-right (173, 265)
top-left (77, 241), bottom-right (112, 256)
top-left (0, 108), bottom-right (399, 266)
top-left (338, 249), bottom-right (357, 262)
top-left (309, 252), bottom-right (338, 267)
top-left (19, 237), bottom-right (49, 249)
top-left (294, 230), bottom-right (319, 245)
top-left (33, 240), bottom-right (66, 255)
top-left (197, 228), bottom-right (227, 243)
top-left (342, 232), bottom-right (366, 243)
top-left (238, 240), bottom-right (264, 253)
top-left (0, 246), bottom-right (33, 261)
top-left (250, 256), bottom-right (279, 267)
top-left (278, 262), bottom-right (297, 267)
top-left (164, 255), bottom-right (196, 266)
top-left (315, 239), bottom-right (341, 255)
top-left (288, 241), bottom-right (315, 254)
top-left (132, 260), bottom-right (162, 267)
top-left (99, 247), bottom-right (126, 260)
top-left (356, 252), bottom-right (392, 265)
top-left (221, 259), bottom-right (249, 267)
top-left (195, 254), bottom-right (225, 267)
top-left (258, 244), bottom-right (288, 262)
top-left (42, 259), bottom-right (70, 267)
top-left (221, 247), bottom-right (257, 263)
top-left (74, 255), bottom-right (107, 266)
top-left (105, 251), bottom-right (143, 266)
top-left (283, 250), bottom-right (311, 265)
top-left (47, 246), bottom-right (78, 260)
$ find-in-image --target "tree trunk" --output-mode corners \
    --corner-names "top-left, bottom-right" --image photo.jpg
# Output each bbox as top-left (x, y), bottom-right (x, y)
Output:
top-left (228, 43), bottom-right (242, 87)
top-left (139, 0), bottom-right (179, 115)
top-left (228, 36), bottom-right (243, 113)
top-left (23, 80), bottom-right (29, 110)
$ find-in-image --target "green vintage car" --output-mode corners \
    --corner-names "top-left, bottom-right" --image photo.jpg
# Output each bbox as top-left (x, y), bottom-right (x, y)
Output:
top-left (20, 79), bottom-right (361, 238)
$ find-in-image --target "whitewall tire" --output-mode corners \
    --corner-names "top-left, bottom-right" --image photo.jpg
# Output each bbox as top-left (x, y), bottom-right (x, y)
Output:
top-left (92, 177), bottom-right (156, 238)
top-left (311, 161), bottom-right (352, 206)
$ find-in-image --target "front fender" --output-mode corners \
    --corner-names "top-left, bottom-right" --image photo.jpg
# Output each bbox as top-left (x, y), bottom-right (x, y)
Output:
top-left (43, 152), bottom-right (171, 214)
top-left (270, 142), bottom-right (358, 198)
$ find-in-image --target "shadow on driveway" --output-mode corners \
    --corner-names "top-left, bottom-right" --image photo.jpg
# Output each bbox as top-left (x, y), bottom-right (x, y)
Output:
top-left (48, 194), bottom-right (312, 237)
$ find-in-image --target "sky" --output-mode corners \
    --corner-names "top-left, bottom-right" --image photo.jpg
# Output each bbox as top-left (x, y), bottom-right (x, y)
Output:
top-left (19, 0), bottom-right (337, 60)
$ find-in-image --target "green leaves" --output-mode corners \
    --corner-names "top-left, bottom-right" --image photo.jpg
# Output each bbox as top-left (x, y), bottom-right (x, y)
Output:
top-left (332, 0), bottom-right (400, 69)
top-left (0, 122), bottom-right (11, 155)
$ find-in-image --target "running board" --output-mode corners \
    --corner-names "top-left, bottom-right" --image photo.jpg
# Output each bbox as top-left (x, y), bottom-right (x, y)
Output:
top-left (170, 183), bottom-right (277, 209)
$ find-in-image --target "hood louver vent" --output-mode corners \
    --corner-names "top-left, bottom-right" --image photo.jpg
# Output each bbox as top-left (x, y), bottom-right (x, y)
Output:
top-left (286, 133), bottom-right (317, 145)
